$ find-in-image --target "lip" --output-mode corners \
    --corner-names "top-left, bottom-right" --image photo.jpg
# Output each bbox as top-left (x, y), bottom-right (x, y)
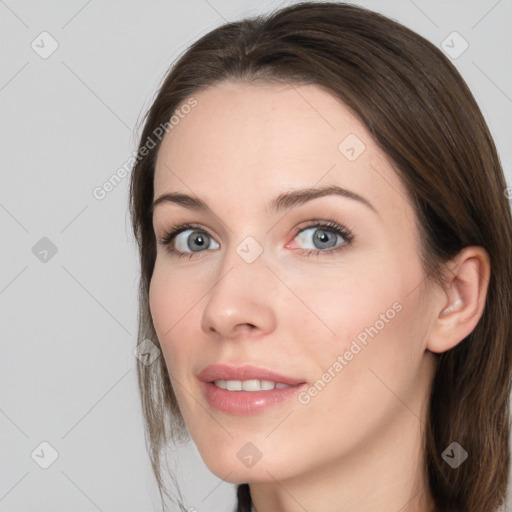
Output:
top-left (197, 364), bottom-right (308, 415)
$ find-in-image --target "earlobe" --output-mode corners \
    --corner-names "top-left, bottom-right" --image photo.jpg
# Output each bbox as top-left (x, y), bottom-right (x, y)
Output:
top-left (426, 246), bottom-right (490, 354)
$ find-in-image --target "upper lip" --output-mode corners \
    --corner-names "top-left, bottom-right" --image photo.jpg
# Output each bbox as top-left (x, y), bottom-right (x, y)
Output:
top-left (197, 364), bottom-right (307, 386)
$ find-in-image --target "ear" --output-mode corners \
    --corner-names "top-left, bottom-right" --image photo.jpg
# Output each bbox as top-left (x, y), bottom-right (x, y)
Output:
top-left (427, 246), bottom-right (490, 354)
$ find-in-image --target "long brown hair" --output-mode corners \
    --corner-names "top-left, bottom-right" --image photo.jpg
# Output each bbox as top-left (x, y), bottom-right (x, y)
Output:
top-left (129, 2), bottom-right (512, 511)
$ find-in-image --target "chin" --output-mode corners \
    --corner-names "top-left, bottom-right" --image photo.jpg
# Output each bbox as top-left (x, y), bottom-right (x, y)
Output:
top-left (199, 446), bottom-right (298, 484)
top-left (207, 465), bottom-right (283, 485)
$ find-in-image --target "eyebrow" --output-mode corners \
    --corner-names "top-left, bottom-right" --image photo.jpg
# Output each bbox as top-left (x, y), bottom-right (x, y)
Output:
top-left (150, 185), bottom-right (378, 216)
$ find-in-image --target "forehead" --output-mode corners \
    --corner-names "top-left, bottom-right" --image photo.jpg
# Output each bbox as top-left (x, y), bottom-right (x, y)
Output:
top-left (153, 80), bottom-right (410, 218)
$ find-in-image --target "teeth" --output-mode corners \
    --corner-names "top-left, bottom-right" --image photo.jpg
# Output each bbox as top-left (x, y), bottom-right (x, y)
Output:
top-left (213, 379), bottom-right (291, 391)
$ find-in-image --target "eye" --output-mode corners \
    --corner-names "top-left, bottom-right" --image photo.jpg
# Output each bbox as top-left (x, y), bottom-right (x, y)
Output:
top-left (174, 229), bottom-right (220, 253)
top-left (158, 223), bottom-right (219, 259)
top-left (290, 220), bottom-right (353, 256)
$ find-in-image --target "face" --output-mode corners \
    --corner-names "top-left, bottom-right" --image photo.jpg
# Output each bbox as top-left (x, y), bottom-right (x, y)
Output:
top-left (149, 80), bottom-right (437, 483)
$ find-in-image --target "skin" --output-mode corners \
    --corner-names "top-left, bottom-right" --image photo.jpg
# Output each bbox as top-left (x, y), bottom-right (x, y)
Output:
top-left (149, 80), bottom-right (490, 512)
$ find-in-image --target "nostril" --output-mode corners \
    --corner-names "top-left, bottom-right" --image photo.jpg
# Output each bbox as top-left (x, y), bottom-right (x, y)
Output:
top-left (240, 323), bottom-right (257, 330)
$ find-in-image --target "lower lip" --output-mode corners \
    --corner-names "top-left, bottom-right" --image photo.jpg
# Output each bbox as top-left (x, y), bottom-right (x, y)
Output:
top-left (200, 381), bottom-right (308, 415)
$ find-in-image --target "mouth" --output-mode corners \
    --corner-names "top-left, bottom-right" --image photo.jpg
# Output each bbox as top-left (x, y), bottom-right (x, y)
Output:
top-left (211, 378), bottom-right (300, 391)
top-left (197, 363), bottom-right (308, 415)
top-left (197, 363), bottom-right (307, 387)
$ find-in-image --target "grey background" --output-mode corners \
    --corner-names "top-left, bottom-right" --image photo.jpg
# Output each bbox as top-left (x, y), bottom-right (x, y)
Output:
top-left (1, 0), bottom-right (511, 511)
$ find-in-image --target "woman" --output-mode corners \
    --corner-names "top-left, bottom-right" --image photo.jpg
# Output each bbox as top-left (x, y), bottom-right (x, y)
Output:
top-left (129, 2), bottom-right (512, 511)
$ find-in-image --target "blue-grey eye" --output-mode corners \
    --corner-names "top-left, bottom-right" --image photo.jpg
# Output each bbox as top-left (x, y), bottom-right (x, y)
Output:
top-left (295, 227), bottom-right (342, 250)
top-left (175, 229), bottom-right (220, 253)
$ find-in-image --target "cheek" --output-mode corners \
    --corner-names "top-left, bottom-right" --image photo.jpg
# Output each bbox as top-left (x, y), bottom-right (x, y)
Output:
top-left (148, 265), bottom-right (172, 341)
top-left (148, 264), bottom-right (199, 372)
top-left (278, 260), bottom-right (400, 347)
top-left (307, 286), bottom-right (428, 426)
top-left (288, 298), bottom-right (427, 465)
top-left (288, 254), bottom-right (427, 399)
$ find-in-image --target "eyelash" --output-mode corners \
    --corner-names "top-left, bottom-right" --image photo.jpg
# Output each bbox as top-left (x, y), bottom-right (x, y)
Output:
top-left (157, 218), bottom-right (355, 260)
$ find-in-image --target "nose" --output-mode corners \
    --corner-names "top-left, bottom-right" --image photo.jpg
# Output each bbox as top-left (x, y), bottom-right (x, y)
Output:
top-left (200, 246), bottom-right (277, 340)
